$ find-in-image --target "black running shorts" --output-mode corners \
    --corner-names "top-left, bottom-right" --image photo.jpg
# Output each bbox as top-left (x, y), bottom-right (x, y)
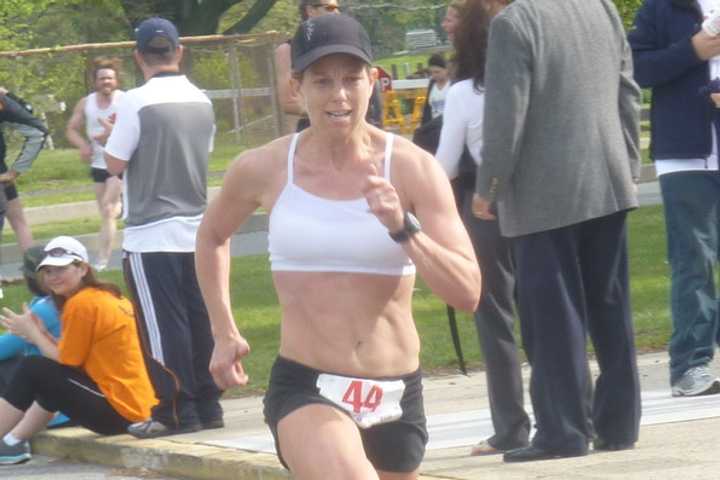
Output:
top-left (263, 356), bottom-right (428, 473)
top-left (90, 167), bottom-right (121, 183)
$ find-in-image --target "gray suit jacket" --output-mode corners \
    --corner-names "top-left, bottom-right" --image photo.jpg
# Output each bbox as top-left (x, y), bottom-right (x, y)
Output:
top-left (476, 0), bottom-right (641, 237)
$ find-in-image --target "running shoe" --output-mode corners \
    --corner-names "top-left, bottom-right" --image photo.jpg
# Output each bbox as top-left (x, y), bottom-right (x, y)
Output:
top-left (127, 419), bottom-right (201, 439)
top-left (671, 365), bottom-right (720, 397)
top-left (0, 439), bottom-right (31, 465)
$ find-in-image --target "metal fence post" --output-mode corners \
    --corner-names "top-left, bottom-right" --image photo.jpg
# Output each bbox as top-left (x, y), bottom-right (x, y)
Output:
top-left (227, 44), bottom-right (244, 145)
top-left (266, 36), bottom-right (283, 139)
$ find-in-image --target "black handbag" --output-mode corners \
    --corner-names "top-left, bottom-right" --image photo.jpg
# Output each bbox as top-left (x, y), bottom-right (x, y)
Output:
top-left (412, 114), bottom-right (477, 197)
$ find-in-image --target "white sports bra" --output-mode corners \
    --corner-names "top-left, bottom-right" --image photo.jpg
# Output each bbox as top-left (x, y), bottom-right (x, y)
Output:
top-left (268, 133), bottom-right (416, 276)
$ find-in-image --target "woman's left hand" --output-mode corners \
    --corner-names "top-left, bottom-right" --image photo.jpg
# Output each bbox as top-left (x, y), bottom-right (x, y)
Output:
top-left (0, 305), bottom-right (42, 342)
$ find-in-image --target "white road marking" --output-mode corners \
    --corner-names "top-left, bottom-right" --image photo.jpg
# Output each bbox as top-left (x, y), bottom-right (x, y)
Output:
top-left (207, 389), bottom-right (720, 454)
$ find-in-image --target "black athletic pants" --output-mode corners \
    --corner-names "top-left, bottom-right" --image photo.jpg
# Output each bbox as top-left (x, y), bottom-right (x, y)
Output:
top-left (123, 251), bottom-right (221, 428)
top-left (512, 211), bottom-right (641, 453)
top-left (2, 356), bottom-right (130, 434)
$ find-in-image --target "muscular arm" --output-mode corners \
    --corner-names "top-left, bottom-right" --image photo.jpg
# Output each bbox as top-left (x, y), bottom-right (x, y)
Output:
top-left (196, 154), bottom-right (261, 339)
top-left (275, 43), bottom-right (304, 116)
top-left (66, 97), bottom-right (92, 162)
top-left (365, 139), bottom-right (481, 312)
top-left (196, 145), bottom-right (277, 388)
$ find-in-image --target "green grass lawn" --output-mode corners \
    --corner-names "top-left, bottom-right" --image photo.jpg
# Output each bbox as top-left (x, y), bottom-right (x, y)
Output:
top-left (626, 205), bottom-right (671, 350)
top-left (2, 217), bottom-right (107, 246)
top-left (0, 205), bottom-right (673, 396)
top-left (11, 133), bottom-right (240, 208)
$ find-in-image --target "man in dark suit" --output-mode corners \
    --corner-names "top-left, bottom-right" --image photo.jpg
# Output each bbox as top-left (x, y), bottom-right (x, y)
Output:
top-left (473, 0), bottom-right (642, 462)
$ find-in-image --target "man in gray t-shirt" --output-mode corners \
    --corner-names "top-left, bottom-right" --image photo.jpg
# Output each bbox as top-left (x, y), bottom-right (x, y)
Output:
top-left (105, 17), bottom-right (222, 439)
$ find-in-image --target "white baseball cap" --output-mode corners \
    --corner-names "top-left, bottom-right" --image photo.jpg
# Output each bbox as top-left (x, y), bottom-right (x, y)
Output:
top-left (37, 236), bottom-right (89, 270)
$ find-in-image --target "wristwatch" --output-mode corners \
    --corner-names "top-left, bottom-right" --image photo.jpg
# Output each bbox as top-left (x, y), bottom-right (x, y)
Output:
top-left (389, 211), bottom-right (422, 243)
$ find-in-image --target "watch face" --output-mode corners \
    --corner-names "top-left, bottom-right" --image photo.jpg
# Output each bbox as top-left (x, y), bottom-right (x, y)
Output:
top-left (405, 212), bottom-right (421, 233)
top-left (389, 211), bottom-right (422, 243)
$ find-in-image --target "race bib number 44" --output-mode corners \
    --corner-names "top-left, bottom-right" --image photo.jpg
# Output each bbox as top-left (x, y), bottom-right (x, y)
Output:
top-left (316, 373), bottom-right (405, 429)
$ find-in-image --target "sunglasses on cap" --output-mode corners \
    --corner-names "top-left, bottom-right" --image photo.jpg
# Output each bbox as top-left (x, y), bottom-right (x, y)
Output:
top-left (46, 247), bottom-right (85, 261)
top-left (312, 3), bottom-right (340, 13)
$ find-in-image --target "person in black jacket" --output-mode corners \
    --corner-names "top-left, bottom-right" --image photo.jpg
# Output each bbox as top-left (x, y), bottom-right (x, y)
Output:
top-left (0, 91), bottom-right (48, 247)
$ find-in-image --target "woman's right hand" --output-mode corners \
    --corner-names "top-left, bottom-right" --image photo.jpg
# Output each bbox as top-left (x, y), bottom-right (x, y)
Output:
top-left (209, 334), bottom-right (250, 390)
top-left (0, 305), bottom-right (43, 343)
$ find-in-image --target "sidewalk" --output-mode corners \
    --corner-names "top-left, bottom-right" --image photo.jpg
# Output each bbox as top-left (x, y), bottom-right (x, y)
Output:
top-left (28, 353), bottom-right (720, 480)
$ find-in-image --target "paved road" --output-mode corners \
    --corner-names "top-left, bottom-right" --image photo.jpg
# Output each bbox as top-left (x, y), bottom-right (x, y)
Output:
top-left (637, 180), bottom-right (661, 206)
top-left (2, 455), bottom-right (177, 479)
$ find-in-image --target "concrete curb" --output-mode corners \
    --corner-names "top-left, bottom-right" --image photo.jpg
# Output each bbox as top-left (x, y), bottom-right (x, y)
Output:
top-left (31, 428), bottom-right (448, 480)
top-left (32, 428), bottom-right (290, 480)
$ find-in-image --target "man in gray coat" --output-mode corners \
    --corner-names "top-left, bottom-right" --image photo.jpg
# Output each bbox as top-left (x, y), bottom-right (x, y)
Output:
top-left (473, 0), bottom-right (642, 462)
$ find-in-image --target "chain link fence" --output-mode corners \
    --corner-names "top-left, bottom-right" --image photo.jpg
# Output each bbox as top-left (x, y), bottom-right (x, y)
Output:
top-left (0, 32), bottom-right (285, 153)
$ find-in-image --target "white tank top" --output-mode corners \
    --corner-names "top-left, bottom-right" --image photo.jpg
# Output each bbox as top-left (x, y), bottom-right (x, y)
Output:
top-left (84, 90), bottom-right (123, 169)
top-left (268, 133), bottom-right (416, 276)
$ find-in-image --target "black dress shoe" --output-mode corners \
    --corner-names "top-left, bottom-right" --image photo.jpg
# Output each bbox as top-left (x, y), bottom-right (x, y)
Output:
top-left (201, 417), bottom-right (225, 430)
top-left (503, 445), bottom-right (588, 463)
top-left (593, 438), bottom-right (635, 451)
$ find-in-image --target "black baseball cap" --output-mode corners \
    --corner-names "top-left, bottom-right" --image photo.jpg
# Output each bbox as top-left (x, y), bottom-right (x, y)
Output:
top-left (291, 14), bottom-right (373, 72)
top-left (135, 17), bottom-right (180, 54)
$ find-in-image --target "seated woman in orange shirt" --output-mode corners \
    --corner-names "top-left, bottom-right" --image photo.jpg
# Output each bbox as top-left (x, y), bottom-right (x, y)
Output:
top-left (0, 235), bottom-right (156, 464)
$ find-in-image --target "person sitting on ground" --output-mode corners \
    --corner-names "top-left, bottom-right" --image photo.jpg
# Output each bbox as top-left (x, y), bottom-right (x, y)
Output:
top-left (0, 245), bottom-right (71, 436)
top-left (0, 236), bottom-right (156, 465)
top-left (196, 14), bottom-right (480, 479)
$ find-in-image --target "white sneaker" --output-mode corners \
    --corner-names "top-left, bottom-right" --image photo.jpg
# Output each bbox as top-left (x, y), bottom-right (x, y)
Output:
top-left (93, 261), bottom-right (108, 272)
top-left (671, 366), bottom-right (720, 397)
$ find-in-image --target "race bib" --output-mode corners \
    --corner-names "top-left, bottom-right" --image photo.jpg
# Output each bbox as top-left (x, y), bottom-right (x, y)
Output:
top-left (316, 373), bottom-right (405, 429)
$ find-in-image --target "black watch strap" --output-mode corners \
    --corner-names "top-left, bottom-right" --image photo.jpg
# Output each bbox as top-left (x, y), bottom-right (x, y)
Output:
top-left (389, 211), bottom-right (421, 243)
top-left (389, 228), bottom-right (411, 243)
